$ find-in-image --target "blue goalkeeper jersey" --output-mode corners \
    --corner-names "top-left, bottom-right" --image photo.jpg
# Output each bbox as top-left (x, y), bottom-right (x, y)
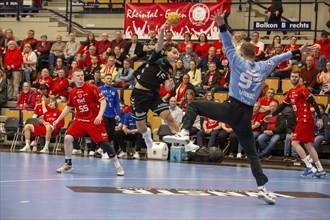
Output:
top-left (220, 30), bottom-right (293, 106)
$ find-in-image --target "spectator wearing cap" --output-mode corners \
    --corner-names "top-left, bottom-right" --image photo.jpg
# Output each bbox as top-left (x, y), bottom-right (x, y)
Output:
top-left (4, 40), bottom-right (23, 101)
top-left (35, 34), bottom-right (51, 73)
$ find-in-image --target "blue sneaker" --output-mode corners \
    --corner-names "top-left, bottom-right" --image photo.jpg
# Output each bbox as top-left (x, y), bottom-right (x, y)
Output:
top-left (312, 170), bottom-right (327, 178)
top-left (301, 167), bottom-right (316, 177)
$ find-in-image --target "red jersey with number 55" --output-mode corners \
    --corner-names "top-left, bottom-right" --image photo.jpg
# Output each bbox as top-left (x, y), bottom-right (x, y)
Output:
top-left (283, 84), bottom-right (313, 123)
top-left (67, 83), bottom-right (104, 122)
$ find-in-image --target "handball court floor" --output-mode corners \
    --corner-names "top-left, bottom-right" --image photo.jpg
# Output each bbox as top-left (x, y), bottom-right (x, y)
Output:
top-left (0, 151), bottom-right (329, 220)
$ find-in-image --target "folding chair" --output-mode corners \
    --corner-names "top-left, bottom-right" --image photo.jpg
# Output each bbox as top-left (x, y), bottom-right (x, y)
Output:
top-left (11, 118), bottom-right (40, 151)
top-left (0, 117), bottom-right (20, 149)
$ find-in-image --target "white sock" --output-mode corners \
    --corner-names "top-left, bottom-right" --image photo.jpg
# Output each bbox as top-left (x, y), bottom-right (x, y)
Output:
top-left (44, 141), bottom-right (50, 149)
top-left (306, 154), bottom-right (311, 160)
top-left (31, 141), bottom-right (36, 145)
top-left (113, 158), bottom-right (121, 168)
top-left (25, 140), bottom-right (30, 147)
top-left (258, 185), bottom-right (266, 191)
top-left (315, 161), bottom-right (324, 171)
top-left (302, 157), bottom-right (313, 168)
top-left (181, 129), bottom-right (189, 136)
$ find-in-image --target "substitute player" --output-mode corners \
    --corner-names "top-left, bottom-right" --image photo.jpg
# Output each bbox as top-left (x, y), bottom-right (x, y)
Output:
top-left (164, 10), bottom-right (308, 204)
top-left (266, 70), bottom-right (326, 178)
top-left (20, 96), bottom-right (64, 153)
top-left (130, 21), bottom-right (181, 149)
top-left (53, 70), bottom-right (124, 176)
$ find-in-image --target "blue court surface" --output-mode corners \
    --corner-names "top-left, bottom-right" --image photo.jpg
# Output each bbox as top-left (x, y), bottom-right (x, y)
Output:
top-left (1, 152), bottom-right (329, 220)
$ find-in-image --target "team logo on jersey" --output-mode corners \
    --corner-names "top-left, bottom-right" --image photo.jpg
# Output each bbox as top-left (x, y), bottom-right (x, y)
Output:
top-left (53, 113), bottom-right (56, 116)
top-left (78, 93), bottom-right (83, 98)
top-left (267, 60), bottom-right (275, 66)
top-left (189, 3), bottom-right (210, 26)
top-left (101, 133), bottom-right (107, 137)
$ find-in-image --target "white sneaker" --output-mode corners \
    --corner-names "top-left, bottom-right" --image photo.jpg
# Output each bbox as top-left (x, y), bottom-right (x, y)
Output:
top-left (184, 141), bottom-right (199, 152)
top-left (133, 152), bottom-right (140, 159)
top-left (19, 146), bottom-right (31, 152)
top-left (142, 127), bottom-right (153, 149)
top-left (102, 153), bottom-right (110, 159)
top-left (56, 163), bottom-right (74, 173)
top-left (96, 148), bottom-right (104, 154)
top-left (257, 189), bottom-right (276, 205)
top-left (40, 148), bottom-right (49, 154)
top-left (237, 153), bottom-right (242, 158)
top-left (163, 132), bottom-right (190, 145)
top-left (72, 149), bottom-right (82, 155)
top-left (32, 146), bottom-right (38, 152)
top-left (118, 151), bottom-right (127, 159)
top-left (117, 166), bottom-right (125, 176)
top-left (89, 151), bottom-right (95, 156)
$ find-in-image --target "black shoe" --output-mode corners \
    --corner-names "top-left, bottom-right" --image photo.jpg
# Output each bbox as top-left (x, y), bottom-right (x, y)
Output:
top-left (264, 155), bottom-right (272, 160)
top-left (261, 36), bottom-right (269, 40)
top-left (282, 36), bottom-right (290, 40)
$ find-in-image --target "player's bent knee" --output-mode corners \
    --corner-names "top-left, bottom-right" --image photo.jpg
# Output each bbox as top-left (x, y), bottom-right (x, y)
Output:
top-left (64, 134), bottom-right (74, 143)
top-left (100, 142), bottom-right (116, 158)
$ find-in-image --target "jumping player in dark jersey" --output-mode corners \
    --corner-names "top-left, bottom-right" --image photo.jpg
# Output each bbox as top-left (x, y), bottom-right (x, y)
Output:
top-left (130, 21), bottom-right (182, 149)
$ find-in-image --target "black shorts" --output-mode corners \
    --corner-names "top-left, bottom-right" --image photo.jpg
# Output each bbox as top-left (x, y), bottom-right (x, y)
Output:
top-left (130, 88), bottom-right (169, 121)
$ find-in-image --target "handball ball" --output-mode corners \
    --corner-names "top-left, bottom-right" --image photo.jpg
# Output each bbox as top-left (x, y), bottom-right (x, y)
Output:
top-left (167, 12), bottom-right (180, 25)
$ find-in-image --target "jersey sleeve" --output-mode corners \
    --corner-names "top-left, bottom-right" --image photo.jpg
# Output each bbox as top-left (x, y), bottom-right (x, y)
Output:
top-left (283, 90), bottom-right (292, 104)
top-left (90, 84), bottom-right (104, 102)
top-left (220, 30), bottom-right (243, 67)
top-left (301, 86), bottom-right (312, 100)
top-left (148, 49), bottom-right (164, 63)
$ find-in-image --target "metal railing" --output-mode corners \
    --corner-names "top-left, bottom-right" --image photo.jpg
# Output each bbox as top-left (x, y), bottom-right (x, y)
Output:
top-left (0, 0), bottom-right (328, 41)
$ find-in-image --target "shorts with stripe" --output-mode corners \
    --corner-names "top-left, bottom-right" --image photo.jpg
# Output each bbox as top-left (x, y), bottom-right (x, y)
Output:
top-left (130, 88), bottom-right (169, 121)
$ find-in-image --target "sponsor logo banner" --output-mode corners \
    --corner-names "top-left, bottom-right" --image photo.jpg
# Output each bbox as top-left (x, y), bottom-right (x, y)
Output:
top-left (254, 22), bottom-right (312, 30)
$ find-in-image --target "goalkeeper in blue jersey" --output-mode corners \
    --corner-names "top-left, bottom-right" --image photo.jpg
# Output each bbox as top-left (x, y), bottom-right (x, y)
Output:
top-left (164, 10), bottom-right (307, 205)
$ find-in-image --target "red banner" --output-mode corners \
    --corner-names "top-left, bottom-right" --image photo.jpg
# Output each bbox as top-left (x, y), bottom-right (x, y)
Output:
top-left (124, 2), bottom-right (226, 40)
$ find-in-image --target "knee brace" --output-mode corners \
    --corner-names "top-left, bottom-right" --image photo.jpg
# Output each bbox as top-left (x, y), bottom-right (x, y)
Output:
top-left (100, 142), bottom-right (116, 158)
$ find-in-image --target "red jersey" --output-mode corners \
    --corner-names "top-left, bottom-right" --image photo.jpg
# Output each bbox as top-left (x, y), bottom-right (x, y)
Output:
top-left (67, 83), bottom-right (104, 122)
top-left (314, 39), bottom-right (330, 60)
top-left (284, 84), bottom-right (313, 123)
top-left (194, 43), bottom-right (210, 58)
top-left (204, 118), bottom-right (220, 129)
top-left (44, 107), bottom-right (64, 128)
top-left (283, 44), bottom-right (300, 53)
top-left (34, 103), bottom-right (43, 117)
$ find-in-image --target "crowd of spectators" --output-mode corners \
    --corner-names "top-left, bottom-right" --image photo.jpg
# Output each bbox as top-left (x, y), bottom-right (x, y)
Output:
top-left (0, 25), bottom-right (329, 160)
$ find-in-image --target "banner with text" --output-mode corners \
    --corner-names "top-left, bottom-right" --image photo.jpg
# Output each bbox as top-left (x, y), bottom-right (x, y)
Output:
top-left (124, 2), bottom-right (226, 40)
top-left (254, 21), bottom-right (312, 31)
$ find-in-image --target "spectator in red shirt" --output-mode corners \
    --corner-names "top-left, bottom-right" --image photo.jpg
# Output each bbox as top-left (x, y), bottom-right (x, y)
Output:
top-left (196, 116), bottom-right (222, 148)
top-left (20, 29), bottom-right (38, 50)
top-left (212, 35), bottom-right (224, 58)
top-left (194, 33), bottom-right (210, 59)
top-left (301, 56), bottom-right (319, 93)
top-left (50, 69), bottom-right (69, 101)
top-left (4, 40), bottom-right (23, 101)
top-left (283, 36), bottom-right (300, 63)
top-left (109, 31), bottom-right (127, 56)
top-left (16, 82), bottom-right (36, 110)
top-left (78, 32), bottom-right (98, 59)
top-left (179, 33), bottom-right (194, 53)
top-left (270, 44), bottom-right (292, 79)
top-left (96, 32), bottom-right (111, 55)
top-left (259, 88), bottom-right (279, 113)
top-left (32, 68), bottom-right (52, 90)
top-left (314, 31), bottom-right (330, 61)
